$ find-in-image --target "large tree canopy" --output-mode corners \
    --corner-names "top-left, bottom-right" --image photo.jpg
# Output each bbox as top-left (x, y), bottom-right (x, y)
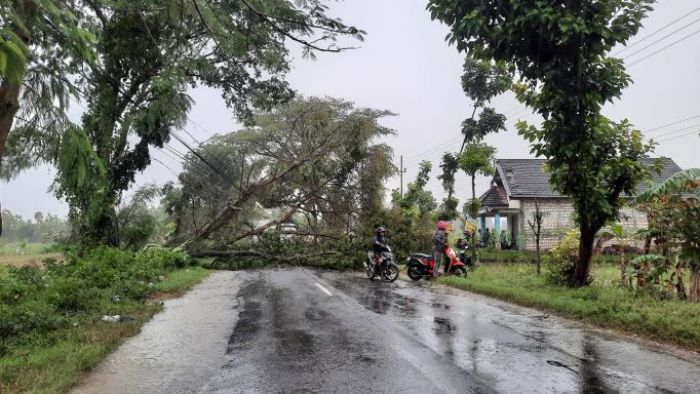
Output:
top-left (167, 97), bottom-right (395, 248)
top-left (428, 0), bottom-right (657, 285)
top-left (5, 0), bottom-right (364, 245)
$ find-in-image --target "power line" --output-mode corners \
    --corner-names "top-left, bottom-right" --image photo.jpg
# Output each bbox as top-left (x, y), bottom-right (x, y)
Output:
top-left (151, 156), bottom-right (180, 178)
top-left (627, 29), bottom-right (700, 67)
top-left (157, 146), bottom-right (186, 163)
top-left (622, 16), bottom-right (700, 61)
top-left (163, 144), bottom-right (188, 161)
top-left (404, 136), bottom-right (462, 166)
top-left (657, 129), bottom-right (699, 143)
top-left (507, 107), bottom-right (531, 120)
top-left (181, 127), bottom-right (203, 146)
top-left (644, 115), bottom-right (700, 134)
top-left (650, 123), bottom-right (700, 139)
top-left (169, 130), bottom-right (242, 191)
top-left (614, 6), bottom-right (700, 56)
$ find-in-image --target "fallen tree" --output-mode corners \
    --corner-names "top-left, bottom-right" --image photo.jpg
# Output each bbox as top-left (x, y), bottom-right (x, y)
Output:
top-left (164, 97), bottom-right (395, 263)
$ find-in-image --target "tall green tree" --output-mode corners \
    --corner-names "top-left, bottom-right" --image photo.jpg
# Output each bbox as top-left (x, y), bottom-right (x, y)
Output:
top-left (16, 0), bottom-right (364, 246)
top-left (0, 1), bottom-right (93, 236)
top-left (428, 0), bottom-right (656, 286)
top-left (437, 152), bottom-right (459, 220)
top-left (438, 57), bottom-right (508, 221)
top-left (459, 143), bottom-right (496, 261)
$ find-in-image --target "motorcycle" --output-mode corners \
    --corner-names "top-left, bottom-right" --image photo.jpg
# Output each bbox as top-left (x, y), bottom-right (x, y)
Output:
top-left (364, 245), bottom-right (400, 282)
top-left (406, 244), bottom-right (469, 280)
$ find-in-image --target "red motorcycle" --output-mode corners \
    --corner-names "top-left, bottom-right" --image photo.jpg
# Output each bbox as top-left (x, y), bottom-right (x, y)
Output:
top-left (406, 245), bottom-right (468, 280)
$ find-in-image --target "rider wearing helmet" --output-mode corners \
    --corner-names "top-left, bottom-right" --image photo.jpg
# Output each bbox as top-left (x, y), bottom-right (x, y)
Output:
top-left (432, 221), bottom-right (449, 277)
top-left (372, 226), bottom-right (388, 268)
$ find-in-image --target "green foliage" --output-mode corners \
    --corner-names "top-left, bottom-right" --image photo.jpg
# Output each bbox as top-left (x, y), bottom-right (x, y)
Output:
top-left (0, 246), bottom-right (195, 354)
top-left (9, 2), bottom-right (363, 245)
top-left (459, 143), bottom-right (496, 182)
top-left (54, 127), bottom-right (113, 246)
top-left (544, 230), bottom-right (584, 286)
top-left (116, 185), bottom-right (166, 249)
top-left (459, 57), bottom-right (510, 144)
top-left (1, 0), bottom-right (96, 176)
top-left (459, 143), bottom-right (496, 224)
top-left (169, 97), bottom-right (395, 244)
top-left (205, 234), bottom-right (360, 271)
top-left (428, 0), bottom-right (657, 286)
top-left (0, 28), bottom-right (27, 83)
top-left (394, 161), bottom-right (437, 218)
top-left (437, 152), bottom-right (460, 220)
top-left (0, 252), bottom-right (209, 394)
top-left (636, 168), bottom-right (700, 300)
top-left (44, 277), bottom-right (101, 313)
top-left (439, 263), bottom-right (700, 349)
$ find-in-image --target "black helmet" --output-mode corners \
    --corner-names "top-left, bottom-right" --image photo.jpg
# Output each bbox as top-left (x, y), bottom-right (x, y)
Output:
top-left (376, 226), bottom-right (386, 234)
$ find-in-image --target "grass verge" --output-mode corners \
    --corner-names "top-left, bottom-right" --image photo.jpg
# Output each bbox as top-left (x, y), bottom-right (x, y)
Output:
top-left (439, 263), bottom-right (700, 350)
top-left (0, 264), bottom-right (210, 394)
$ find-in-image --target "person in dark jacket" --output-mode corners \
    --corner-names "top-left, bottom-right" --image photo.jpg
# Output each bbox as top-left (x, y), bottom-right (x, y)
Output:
top-left (432, 221), bottom-right (448, 277)
top-left (371, 226), bottom-right (388, 269)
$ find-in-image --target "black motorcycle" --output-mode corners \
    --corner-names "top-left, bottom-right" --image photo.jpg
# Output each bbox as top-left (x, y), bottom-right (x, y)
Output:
top-left (456, 238), bottom-right (476, 268)
top-left (365, 245), bottom-right (400, 282)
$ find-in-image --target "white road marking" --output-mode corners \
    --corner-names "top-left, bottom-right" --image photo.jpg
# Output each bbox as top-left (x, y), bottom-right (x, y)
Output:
top-left (315, 282), bottom-right (333, 296)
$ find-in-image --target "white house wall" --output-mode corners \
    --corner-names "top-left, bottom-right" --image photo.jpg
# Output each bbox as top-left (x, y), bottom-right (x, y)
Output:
top-left (518, 199), bottom-right (648, 251)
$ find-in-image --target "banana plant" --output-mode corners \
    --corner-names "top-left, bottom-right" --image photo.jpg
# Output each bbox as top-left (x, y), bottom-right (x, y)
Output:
top-left (636, 169), bottom-right (700, 301)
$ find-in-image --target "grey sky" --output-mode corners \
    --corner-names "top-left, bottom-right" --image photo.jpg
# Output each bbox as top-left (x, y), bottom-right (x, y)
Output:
top-left (2, 0), bottom-right (699, 219)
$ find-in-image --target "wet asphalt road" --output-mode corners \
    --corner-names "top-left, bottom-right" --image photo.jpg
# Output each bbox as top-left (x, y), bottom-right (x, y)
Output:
top-left (73, 269), bottom-right (700, 394)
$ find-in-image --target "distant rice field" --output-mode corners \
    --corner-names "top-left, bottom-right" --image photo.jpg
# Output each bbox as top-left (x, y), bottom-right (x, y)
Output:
top-left (0, 242), bottom-right (63, 267)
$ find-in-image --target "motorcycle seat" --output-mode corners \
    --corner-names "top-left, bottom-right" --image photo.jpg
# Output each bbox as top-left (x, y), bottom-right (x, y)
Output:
top-left (410, 253), bottom-right (430, 259)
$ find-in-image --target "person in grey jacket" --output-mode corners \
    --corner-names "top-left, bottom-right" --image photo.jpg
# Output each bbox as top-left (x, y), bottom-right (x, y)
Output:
top-left (432, 221), bottom-right (448, 277)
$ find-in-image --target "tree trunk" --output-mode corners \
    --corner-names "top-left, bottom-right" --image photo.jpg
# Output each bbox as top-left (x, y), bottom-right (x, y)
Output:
top-left (619, 240), bottom-right (627, 284)
top-left (690, 266), bottom-right (700, 303)
top-left (573, 225), bottom-right (595, 286)
top-left (76, 199), bottom-right (120, 247)
top-left (675, 263), bottom-right (686, 299)
top-left (0, 0), bottom-right (35, 238)
top-left (535, 234), bottom-right (541, 275)
top-left (0, 82), bottom-right (21, 237)
top-left (470, 174), bottom-right (477, 263)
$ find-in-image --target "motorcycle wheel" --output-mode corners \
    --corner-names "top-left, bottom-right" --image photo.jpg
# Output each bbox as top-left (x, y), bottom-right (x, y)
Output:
top-left (451, 266), bottom-right (468, 278)
top-left (382, 264), bottom-right (400, 282)
top-left (366, 259), bottom-right (376, 280)
top-left (407, 264), bottom-right (423, 281)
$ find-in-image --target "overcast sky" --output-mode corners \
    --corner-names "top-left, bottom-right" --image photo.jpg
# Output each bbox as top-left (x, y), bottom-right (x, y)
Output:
top-left (2, 0), bottom-right (700, 219)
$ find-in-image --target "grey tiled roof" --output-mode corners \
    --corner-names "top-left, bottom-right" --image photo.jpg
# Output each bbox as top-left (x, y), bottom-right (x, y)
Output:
top-left (496, 158), bottom-right (682, 198)
top-left (479, 185), bottom-right (509, 207)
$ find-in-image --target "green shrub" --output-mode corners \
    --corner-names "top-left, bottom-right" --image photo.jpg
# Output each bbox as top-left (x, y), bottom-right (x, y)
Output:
top-left (0, 246), bottom-right (192, 347)
top-left (44, 277), bottom-right (101, 313)
top-left (0, 301), bottom-right (65, 341)
top-left (140, 246), bottom-right (192, 269)
top-left (119, 209), bottom-right (157, 250)
top-left (544, 230), bottom-right (583, 286)
top-left (0, 276), bottom-right (30, 305)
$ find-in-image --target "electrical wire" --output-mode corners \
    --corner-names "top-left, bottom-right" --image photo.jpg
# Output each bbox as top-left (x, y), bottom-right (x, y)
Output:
top-left (614, 6), bottom-right (700, 56)
top-left (622, 16), bottom-right (700, 61)
top-left (627, 29), bottom-right (700, 67)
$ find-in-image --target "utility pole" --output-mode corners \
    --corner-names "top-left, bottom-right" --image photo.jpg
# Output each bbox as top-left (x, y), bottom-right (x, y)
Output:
top-left (399, 155), bottom-right (407, 197)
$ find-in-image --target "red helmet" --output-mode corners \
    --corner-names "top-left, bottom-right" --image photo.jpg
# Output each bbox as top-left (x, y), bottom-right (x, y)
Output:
top-left (436, 220), bottom-right (449, 230)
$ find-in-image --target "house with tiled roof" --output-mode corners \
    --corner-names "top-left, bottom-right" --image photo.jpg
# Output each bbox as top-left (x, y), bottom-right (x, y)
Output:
top-left (478, 158), bottom-right (683, 250)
